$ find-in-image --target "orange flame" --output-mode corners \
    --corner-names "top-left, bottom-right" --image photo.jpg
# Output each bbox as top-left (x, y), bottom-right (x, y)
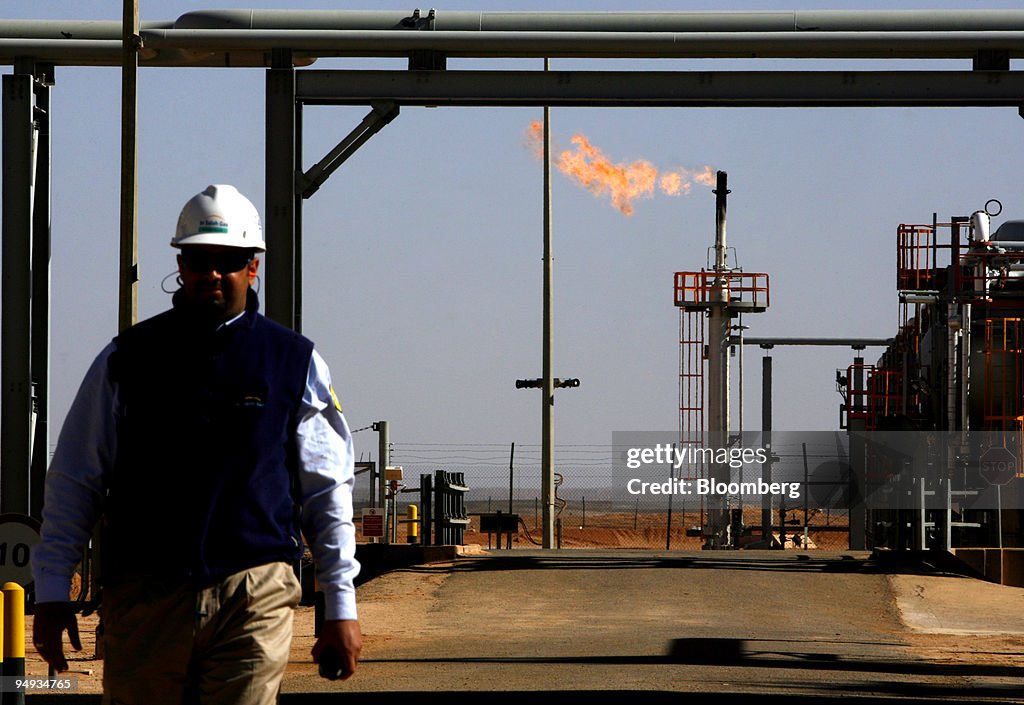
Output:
top-left (525, 121), bottom-right (714, 216)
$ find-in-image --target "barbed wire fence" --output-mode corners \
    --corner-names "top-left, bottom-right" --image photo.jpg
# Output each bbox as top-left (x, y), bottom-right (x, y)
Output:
top-left (350, 441), bottom-right (850, 550)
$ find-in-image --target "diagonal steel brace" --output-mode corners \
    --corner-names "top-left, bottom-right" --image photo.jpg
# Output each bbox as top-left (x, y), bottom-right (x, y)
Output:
top-left (297, 100), bottom-right (399, 199)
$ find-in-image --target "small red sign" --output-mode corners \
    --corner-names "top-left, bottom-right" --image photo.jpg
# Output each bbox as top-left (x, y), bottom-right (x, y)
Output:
top-left (361, 508), bottom-right (385, 538)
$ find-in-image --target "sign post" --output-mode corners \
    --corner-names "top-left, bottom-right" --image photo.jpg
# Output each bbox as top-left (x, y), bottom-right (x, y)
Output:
top-left (979, 446), bottom-right (1017, 551)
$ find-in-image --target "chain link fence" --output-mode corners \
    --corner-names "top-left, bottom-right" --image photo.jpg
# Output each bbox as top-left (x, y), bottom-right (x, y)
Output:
top-left (357, 459), bottom-right (850, 550)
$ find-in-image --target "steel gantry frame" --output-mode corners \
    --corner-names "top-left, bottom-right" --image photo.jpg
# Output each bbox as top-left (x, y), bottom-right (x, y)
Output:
top-left (2, 10), bottom-right (1024, 537)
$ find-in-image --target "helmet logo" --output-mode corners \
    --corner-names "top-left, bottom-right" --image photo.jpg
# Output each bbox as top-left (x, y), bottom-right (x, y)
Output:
top-left (197, 217), bottom-right (230, 234)
top-left (173, 185), bottom-right (265, 252)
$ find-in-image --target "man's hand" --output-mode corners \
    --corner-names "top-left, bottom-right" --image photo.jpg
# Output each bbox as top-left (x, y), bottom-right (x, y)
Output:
top-left (311, 619), bottom-right (361, 680)
top-left (32, 602), bottom-right (82, 673)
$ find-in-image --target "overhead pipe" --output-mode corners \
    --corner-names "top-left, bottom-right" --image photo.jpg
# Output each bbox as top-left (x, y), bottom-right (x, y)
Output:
top-left (0, 39), bottom-right (122, 65)
top-left (742, 338), bottom-right (894, 347)
top-left (3, 8), bottom-right (1024, 66)
top-left (0, 39), bottom-right (314, 67)
top-left (3, 10), bottom-right (1024, 42)
top-left (173, 9), bottom-right (1024, 33)
top-left (6, 10), bottom-right (1023, 42)
top-left (138, 29), bottom-right (1024, 60)
top-left (0, 20), bottom-right (172, 39)
top-left (4, 27), bottom-right (1024, 66)
top-left (9, 29), bottom-right (1024, 66)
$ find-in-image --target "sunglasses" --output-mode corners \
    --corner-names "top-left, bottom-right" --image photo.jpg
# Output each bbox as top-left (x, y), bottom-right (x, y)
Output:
top-left (180, 249), bottom-right (255, 274)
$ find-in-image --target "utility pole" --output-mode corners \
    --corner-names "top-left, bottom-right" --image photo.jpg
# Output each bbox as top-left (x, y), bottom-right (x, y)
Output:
top-left (373, 421), bottom-right (389, 510)
top-left (526, 59), bottom-right (579, 547)
top-left (541, 57), bottom-right (555, 549)
top-left (372, 421), bottom-right (389, 545)
top-left (515, 377), bottom-right (580, 544)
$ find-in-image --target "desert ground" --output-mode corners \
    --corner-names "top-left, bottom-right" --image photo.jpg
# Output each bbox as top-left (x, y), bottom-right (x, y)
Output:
top-left (19, 542), bottom-right (1024, 702)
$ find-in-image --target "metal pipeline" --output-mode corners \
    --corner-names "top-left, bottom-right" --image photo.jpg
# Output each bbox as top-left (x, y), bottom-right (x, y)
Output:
top-left (11, 29), bottom-right (1024, 66)
top-left (0, 38), bottom-right (313, 67)
top-left (138, 29), bottom-right (1024, 60)
top-left (2, 15), bottom-right (1024, 65)
top-left (6, 9), bottom-right (1024, 42)
top-left (173, 9), bottom-right (1024, 33)
top-left (0, 20), bottom-right (172, 39)
top-left (742, 338), bottom-right (894, 347)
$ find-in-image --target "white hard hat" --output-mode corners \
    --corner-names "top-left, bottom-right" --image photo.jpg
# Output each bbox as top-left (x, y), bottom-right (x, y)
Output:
top-left (172, 184), bottom-right (266, 252)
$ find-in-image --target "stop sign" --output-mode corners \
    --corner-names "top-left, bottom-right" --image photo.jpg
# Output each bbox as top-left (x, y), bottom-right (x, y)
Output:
top-left (980, 446), bottom-right (1018, 486)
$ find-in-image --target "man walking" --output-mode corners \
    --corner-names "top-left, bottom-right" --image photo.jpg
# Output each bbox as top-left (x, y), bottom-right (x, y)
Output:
top-left (32, 184), bottom-right (361, 704)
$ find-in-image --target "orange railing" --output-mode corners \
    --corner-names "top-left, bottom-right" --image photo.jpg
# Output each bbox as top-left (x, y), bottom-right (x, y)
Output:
top-left (674, 270), bottom-right (770, 311)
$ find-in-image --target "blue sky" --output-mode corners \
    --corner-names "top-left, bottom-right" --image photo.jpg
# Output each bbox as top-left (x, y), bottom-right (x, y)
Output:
top-left (5, 1), bottom-right (1024, 469)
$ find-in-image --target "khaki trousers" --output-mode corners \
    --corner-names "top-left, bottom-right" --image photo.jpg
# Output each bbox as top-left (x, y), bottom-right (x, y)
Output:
top-left (101, 562), bottom-right (302, 705)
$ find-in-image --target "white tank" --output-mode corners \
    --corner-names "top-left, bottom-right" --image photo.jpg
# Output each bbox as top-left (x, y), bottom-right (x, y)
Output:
top-left (971, 210), bottom-right (991, 242)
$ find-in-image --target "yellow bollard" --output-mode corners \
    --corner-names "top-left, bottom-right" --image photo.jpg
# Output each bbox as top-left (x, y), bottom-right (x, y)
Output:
top-left (2, 583), bottom-right (24, 705)
top-left (407, 504), bottom-right (419, 544)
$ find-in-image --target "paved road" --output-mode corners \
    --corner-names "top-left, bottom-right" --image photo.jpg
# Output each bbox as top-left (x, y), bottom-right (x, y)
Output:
top-left (25, 549), bottom-right (1024, 704)
top-left (282, 549), bottom-right (1024, 703)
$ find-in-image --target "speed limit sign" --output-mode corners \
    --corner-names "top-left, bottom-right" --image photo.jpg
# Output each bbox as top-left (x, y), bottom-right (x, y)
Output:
top-left (0, 514), bottom-right (41, 588)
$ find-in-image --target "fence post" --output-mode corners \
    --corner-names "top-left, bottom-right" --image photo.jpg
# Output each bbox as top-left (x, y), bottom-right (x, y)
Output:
top-left (420, 473), bottom-right (433, 546)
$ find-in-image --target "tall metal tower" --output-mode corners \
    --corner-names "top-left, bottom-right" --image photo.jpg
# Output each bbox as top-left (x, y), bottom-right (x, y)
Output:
top-left (675, 171), bottom-right (769, 548)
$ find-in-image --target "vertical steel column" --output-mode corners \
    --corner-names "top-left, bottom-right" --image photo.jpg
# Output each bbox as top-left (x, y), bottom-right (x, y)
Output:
top-left (374, 420), bottom-right (389, 544)
top-left (294, 100), bottom-right (304, 334)
top-left (848, 355), bottom-right (867, 549)
top-left (30, 66), bottom-right (53, 520)
top-left (119, 0), bottom-right (139, 332)
top-left (376, 421), bottom-right (389, 509)
top-left (420, 472), bottom-right (432, 546)
top-left (541, 59), bottom-right (555, 549)
top-left (761, 354), bottom-right (773, 544)
top-left (434, 471), bottom-right (443, 545)
top-left (265, 49), bottom-right (297, 328)
top-left (2, 64), bottom-right (35, 515)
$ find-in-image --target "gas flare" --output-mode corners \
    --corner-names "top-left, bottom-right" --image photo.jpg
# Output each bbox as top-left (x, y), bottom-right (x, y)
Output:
top-left (525, 121), bottom-right (714, 216)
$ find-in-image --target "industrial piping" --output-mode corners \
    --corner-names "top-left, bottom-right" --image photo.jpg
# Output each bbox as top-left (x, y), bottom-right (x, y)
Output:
top-left (5, 8), bottom-right (1024, 65)
top-left (172, 9), bottom-right (1024, 32)
top-left (6, 29), bottom-right (1024, 66)
top-left (137, 29), bottom-right (1024, 59)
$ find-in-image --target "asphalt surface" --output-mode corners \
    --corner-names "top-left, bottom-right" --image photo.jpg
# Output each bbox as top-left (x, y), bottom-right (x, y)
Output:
top-left (24, 549), bottom-right (1024, 704)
